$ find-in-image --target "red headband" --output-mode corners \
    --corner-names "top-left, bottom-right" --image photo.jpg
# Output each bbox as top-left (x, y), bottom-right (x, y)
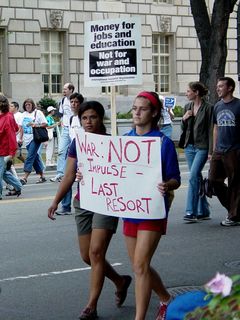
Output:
top-left (137, 92), bottom-right (159, 108)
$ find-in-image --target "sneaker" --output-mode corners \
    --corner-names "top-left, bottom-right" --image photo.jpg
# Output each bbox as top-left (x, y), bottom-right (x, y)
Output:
top-left (79, 307), bottom-right (98, 320)
top-left (183, 214), bottom-right (197, 222)
top-left (50, 176), bottom-right (62, 182)
top-left (6, 184), bottom-right (14, 191)
top-left (55, 209), bottom-right (72, 216)
top-left (155, 301), bottom-right (169, 320)
top-left (36, 177), bottom-right (47, 184)
top-left (6, 189), bottom-right (21, 197)
top-left (156, 296), bottom-right (174, 320)
top-left (49, 163), bottom-right (56, 166)
top-left (197, 215), bottom-right (211, 220)
top-left (220, 218), bottom-right (240, 227)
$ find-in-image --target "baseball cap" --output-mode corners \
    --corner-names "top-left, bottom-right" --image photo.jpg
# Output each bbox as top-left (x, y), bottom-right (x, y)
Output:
top-left (47, 106), bottom-right (56, 113)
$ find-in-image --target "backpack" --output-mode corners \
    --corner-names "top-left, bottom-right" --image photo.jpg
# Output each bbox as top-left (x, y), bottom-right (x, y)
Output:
top-left (69, 115), bottom-right (74, 126)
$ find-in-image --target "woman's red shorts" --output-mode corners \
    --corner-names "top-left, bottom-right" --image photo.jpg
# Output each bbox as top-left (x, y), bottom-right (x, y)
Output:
top-left (123, 219), bottom-right (167, 237)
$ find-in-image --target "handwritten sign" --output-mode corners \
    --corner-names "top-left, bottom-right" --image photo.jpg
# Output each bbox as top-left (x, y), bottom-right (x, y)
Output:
top-left (75, 130), bottom-right (166, 219)
top-left (84, 17), bottom-right (142, 87)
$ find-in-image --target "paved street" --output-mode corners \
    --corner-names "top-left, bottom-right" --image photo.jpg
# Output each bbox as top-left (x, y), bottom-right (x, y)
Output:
top-left (0, 162), bottom-right (240, 320)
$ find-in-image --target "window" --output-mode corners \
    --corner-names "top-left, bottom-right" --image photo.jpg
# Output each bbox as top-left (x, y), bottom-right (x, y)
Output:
top-left (101, 86), bottom-right (119, 94)
top-left (152, 34), bottom-right (171, 93)
top-left (41, 31), bottom-right (63, 95)
top-left (0, 30), bottom-right (4, 93)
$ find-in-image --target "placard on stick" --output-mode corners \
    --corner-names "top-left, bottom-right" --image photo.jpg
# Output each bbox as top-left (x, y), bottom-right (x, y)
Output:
top-left (84, 17), bottom-right (142, 87)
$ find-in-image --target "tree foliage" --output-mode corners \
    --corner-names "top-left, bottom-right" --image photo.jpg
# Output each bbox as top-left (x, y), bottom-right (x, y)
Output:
top-left (190, 0), bottom-right (238, 103)
top-left (38, 96), bottom-right (57, 111)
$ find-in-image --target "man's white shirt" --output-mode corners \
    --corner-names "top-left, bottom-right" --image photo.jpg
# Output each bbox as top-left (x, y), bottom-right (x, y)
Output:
top-left (59, 97), bottom-right (73, 127)
top-left (69, 115), bottom-right (83, 141)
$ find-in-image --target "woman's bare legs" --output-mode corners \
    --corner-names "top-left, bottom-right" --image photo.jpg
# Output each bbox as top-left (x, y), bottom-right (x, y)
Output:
top-left (78, 229), bottom-right (130, 311)
top-left (125, 231), bottom-right (170, 320)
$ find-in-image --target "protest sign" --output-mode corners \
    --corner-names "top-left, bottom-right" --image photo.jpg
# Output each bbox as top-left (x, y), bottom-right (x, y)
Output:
top-left (75, 130), bottom-right (166, 220)
top-left (164, 97), bottom-right (176, 109)
top-left (84, 17), bottom-right (142, 87)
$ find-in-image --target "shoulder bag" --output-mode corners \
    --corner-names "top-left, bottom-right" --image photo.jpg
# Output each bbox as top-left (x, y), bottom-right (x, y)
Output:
top-left (178, 104), bottom-right (193, 149)
top-left (178, 126), bottom-right (186, 149)
top-left (199, 172), bottom-right (216, 198)
top-left (33, 111), bottom-right (49, 143)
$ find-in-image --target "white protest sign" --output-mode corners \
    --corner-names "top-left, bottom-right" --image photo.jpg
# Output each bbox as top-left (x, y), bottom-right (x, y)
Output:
top-left (75, 131), bottom-right (166, 220)
top-left (84, 17), bottom-right (142, 87)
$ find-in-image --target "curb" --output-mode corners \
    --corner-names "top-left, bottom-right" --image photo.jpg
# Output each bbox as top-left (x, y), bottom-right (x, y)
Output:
top-left (15, 164), bottom-right (57, 174)
top-left (178, 154), bottom-right (185, 162)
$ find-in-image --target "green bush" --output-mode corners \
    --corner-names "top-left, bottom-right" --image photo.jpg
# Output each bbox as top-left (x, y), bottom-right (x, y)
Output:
top-left (173, 105), bottom-right (184, 117)
top-left (116, 110), bottom-right (132, 119)
top-left (38, 96), bottom-right (58, 112)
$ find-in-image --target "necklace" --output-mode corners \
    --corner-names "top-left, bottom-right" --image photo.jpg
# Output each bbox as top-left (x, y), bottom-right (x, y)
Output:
top-left (193, 102), bottom-right (201, 116)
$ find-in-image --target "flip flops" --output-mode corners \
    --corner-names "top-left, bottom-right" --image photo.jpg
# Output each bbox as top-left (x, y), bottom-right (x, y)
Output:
top-left (20, 178), bottom-right (27, 185)
top-left (79, 307), bottom-right (98, 320)
top-left (6, 190), bottom-right (21, 197)
top-left (115, 275), bottom-right (132, 307)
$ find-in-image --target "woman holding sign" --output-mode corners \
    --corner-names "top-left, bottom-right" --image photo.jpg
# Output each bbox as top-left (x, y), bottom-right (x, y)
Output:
top-left (124, 92), bottom-right (180, 320)
top-left (48, 101), bottom-right (132, 320)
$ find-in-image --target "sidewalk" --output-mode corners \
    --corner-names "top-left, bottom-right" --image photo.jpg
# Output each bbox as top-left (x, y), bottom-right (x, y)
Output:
top-left (14, 162), bottom-right (57, 173)
top-left (14, 152), bottom-right (185, 174)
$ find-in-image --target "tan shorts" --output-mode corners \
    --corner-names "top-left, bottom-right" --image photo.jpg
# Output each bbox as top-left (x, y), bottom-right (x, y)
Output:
top-left (73, 198), bottom-right (119, 236)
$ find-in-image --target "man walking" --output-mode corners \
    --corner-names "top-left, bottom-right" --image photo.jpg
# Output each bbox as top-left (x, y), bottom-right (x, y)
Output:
top-left (209, 77), bottom-right (240, 226)
top-left (50, 83), bottom-right (74, 182)
top-left (55, 92), bottom-right (84, 215)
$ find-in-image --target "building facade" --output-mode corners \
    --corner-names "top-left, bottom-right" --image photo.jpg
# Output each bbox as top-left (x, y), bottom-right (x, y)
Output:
top-left (0, 0), bottom-right (238, 109)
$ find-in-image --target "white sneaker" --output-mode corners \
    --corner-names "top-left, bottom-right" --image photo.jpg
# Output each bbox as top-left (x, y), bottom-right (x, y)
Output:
top-left (50, 176), bottom-right (62, 182)
top-left (50, 162), bottom-right (56, 166)
top-left (55, 209), bottom-right (72, 216)
top-left (220, 218), bottom-right (240, 227)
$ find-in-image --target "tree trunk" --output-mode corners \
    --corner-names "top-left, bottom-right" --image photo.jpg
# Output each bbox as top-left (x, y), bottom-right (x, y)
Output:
top-left (190, 0), bottom-right (238, 104)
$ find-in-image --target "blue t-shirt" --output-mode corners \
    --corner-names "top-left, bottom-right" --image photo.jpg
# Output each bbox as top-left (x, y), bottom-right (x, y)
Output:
top-left (126, 129), bottom-right (180, 183)
top-left (68, 138), bottom-right (77, 158)
top-left (124, 129), bottom-right (180, 222)
top-left (213, 97), bottom-right (240, 152)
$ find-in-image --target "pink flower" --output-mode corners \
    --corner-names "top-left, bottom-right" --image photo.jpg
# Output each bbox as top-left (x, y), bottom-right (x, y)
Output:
top-left (205, 272), bottom-right (233, 297)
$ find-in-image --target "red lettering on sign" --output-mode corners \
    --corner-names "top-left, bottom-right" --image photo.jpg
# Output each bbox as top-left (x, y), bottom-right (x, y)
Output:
top-left (105, 196), bottom-right (152, 214)
top-left (76, 134), bottom-right (99, 157)
top-left (91, 177), bottom-right (118, 196)
top-left (108, 137), bottom-right (157, 165)
top-left (124, 141), bottom-right (140, 163)
top-left (88, 160), bottom-right (127, 178)
top-left (119, 166), bottom-right (127, 178)
top-left (141, 139), bottom-right (156, 164)
top-left (108, 139), bottom-right (123, 163)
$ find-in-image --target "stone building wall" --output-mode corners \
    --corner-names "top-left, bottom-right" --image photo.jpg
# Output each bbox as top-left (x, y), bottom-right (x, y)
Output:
top-left (0, 0), bottom-right (238, 108)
